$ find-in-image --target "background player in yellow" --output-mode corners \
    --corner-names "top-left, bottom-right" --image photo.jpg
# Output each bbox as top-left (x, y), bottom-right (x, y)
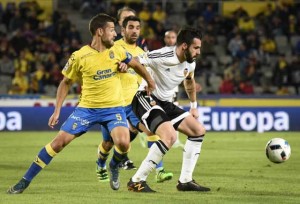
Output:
top-left (96, 15), bottom-right (173, 183)
top-left (7, 13), bottom-right (155, 194)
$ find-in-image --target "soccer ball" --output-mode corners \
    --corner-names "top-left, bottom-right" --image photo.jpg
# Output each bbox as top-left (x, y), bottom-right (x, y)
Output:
top-left (265, 138), bottom-right (291, 163)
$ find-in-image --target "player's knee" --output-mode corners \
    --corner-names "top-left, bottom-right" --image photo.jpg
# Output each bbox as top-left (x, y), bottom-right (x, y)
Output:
top-left (51, 138), bottom-right (66, 153)
top-left (51, 131), bottom-right (75, 152)
top-left (196, 123), bottom-right (206, 136)
top-left (114, 136), bottom-right (130, 152)
top-left (187, 123), bottom-right (206, 137)
top-left (117, 142), bottom-right (130, 152)
top-left (102, 140), bottom-right (114, 151)
top-left (170, 133), bottom-right (178, 145)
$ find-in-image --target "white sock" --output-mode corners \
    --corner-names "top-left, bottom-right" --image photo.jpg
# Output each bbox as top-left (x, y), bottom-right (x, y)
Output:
top-left (132, 141), bottom-right (167, 182)
top-left (179, 137), bottom-right (203, 183)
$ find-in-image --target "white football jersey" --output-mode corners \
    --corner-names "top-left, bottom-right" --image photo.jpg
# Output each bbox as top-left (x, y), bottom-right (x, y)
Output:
top-left (138, 46), bottom-right (195, 102)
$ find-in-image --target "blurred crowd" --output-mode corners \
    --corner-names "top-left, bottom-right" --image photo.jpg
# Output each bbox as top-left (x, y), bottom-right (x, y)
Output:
top-left (0, 1), bottom-right (81, 95)
top-left (1, 0), bottom-right (300, 96)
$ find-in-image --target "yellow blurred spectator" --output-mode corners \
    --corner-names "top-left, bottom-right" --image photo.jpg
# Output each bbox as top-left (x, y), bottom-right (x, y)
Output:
top-left (9, 70), bottom-right (29, 94)
top-left (138, 4), bottom-right (151, 22)
top-left (14, 50), bottom-right (30, 74)
top-left (238, 16), bottom-right (255, 32)
top-left (288, 15), bottom-right (296, 35)
top-left (262, 3), bottom-right (274, 17)
top-left (152, 3), bottom-right (166, 24)
top-left (140, 21), bottom-right (155, 40)
top-left (261, 37), bottom-right (276, 54)
top-left (28, 63), bottom-right (50, 93)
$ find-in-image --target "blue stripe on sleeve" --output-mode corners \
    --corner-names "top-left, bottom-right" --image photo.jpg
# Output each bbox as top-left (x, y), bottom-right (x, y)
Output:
top-left (122, 52), bottom-right (132, 64)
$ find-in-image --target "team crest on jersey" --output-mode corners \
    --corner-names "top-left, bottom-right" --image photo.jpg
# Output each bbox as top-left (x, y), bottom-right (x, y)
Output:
top-left (72, 122), bottom-right (78, 130)
top-left (63, 54), bottom-right (75, 71)
top-left (109, 51), bottom-right (114, 59)
top-left (150, 99), bottom-right (156, 106)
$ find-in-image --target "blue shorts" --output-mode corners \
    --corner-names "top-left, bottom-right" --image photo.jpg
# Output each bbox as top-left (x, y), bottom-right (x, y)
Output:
top-left (101, 104), bottom-right (140, 141)
top-left (61, 107), bottom-right (127, 136)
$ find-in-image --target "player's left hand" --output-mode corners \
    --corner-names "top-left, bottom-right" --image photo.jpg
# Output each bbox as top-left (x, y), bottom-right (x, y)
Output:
top-left (118, 62), bottom-right (128, 72)
top-left (190, 108), bottom-right (199, 119)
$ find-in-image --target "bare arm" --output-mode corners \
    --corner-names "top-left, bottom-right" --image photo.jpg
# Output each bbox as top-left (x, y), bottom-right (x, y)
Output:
top-left (128, 58), bottom-right (156, 94)
top-left (48, 77), bottom-right (72, 128)
top-left (183, 72), bottom-right (199, 118)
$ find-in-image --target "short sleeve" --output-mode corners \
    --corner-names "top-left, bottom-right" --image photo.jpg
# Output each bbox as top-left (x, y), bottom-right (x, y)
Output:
top-left (114, 45), bottom-right (132, 64)
top-left (62, 52), bottom-right (80, 81)
top-left (137, 52), bottom-right (154, 68)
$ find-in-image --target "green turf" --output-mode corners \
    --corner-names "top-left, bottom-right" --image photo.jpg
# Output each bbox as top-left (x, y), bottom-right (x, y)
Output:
top-left (0, 131), bottom-right (299, 204)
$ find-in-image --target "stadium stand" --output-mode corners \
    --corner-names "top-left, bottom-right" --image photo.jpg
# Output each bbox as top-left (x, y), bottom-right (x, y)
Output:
top-left (1, 0), bottom-right (300, 98)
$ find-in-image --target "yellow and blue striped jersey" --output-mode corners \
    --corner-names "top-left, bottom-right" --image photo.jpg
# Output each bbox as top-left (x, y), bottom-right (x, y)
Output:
top-left (115, 39), bottom-right (144, 105)
top-left (62, 44), bottom-right (132, 108)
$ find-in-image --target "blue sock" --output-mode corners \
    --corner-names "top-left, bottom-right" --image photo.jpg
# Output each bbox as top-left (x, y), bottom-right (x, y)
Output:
top-left (97, 150), bottom-right (109, 168)
top-left (109, 147), bottom-right (127, 168)
top-left (23, 144), bottom-right (57, 181)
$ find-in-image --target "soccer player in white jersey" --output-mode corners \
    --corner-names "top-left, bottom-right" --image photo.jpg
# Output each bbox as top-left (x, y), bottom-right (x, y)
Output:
top-left (127, 27), bottom-right (210, 192)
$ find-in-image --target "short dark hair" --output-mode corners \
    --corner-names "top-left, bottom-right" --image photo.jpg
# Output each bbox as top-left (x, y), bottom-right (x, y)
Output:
top-left (122, 16), bottom-right (141, 28)
top-left (176, 26), bottom-right (203, 47)
top-left (117, 6), bottom-right (136, 21)
top-left (89, 13), bottom-right (116, 36)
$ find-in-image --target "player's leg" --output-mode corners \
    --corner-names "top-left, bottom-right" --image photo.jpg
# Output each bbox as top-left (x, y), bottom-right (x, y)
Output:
top-left (119, 128), bottom-right (138, 170)
top-left (109, 125), bottom-right (130, 190)
top-left (7, 131), bottom-right (76, 194)
top-left (176, 115), bottom-right (210, 191)
top-left (104, 108), bottom-right (130, 190)
top-left (128, 118), bottom-right (176, 192)
top-left (128, 91), bottom-right (177, 192)
top-left (96, 125), bottom-right (113, 182)
top-left (147, 135), bottom-right (173, 183)
top-left (7, 107), bottom-right (95, 194)
top-left (120, 107), bottom-right (140, 170)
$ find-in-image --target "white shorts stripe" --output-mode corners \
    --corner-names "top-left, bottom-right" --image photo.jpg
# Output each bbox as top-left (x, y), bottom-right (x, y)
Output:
top-left (171, 112), bottom-right (190, 125)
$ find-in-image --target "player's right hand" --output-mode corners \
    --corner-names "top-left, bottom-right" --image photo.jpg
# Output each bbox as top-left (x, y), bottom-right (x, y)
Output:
top-left (48, 112), bottom-right (60, 128)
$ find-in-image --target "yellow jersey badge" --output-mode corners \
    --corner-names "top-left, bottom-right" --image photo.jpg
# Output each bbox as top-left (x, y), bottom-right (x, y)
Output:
top-left (109, 51), bottom-right (114, 59)
top-left (72, 123), bottom-right (78, 130)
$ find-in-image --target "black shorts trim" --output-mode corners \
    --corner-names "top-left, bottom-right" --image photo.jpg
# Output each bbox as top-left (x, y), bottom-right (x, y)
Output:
top-left (132, 91), bottom-right (189, 132)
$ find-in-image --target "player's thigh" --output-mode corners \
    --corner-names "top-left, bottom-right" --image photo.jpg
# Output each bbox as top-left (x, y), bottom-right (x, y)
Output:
top-left (177, 115), bottom-right (206, 136)
top-left (100, 125), bottom-right (113, 142)
top-left (126, 107), bottom-right (140, 134)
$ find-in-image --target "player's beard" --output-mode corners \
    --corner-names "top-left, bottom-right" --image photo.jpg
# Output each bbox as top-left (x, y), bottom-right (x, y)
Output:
top-left (102, 39), bottom-right (114, 49)
top-left (184, 49), bottom-right (194, 63)
top-left (126, 34), bottom-right (138, 45)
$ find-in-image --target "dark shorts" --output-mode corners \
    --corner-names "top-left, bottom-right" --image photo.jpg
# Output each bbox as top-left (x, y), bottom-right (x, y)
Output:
top-left (132, 91), bottom-right (189, 133)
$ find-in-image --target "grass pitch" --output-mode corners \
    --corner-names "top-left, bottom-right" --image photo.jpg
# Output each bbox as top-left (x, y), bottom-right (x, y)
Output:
top-left (0, 131), bottom-right (299, 204)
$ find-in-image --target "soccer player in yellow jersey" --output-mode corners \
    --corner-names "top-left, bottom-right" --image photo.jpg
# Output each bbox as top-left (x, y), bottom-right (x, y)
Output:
top-left (7, 13), bottom-right (155, 194)
top-left (96, 16), bottom-right (173, 183)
